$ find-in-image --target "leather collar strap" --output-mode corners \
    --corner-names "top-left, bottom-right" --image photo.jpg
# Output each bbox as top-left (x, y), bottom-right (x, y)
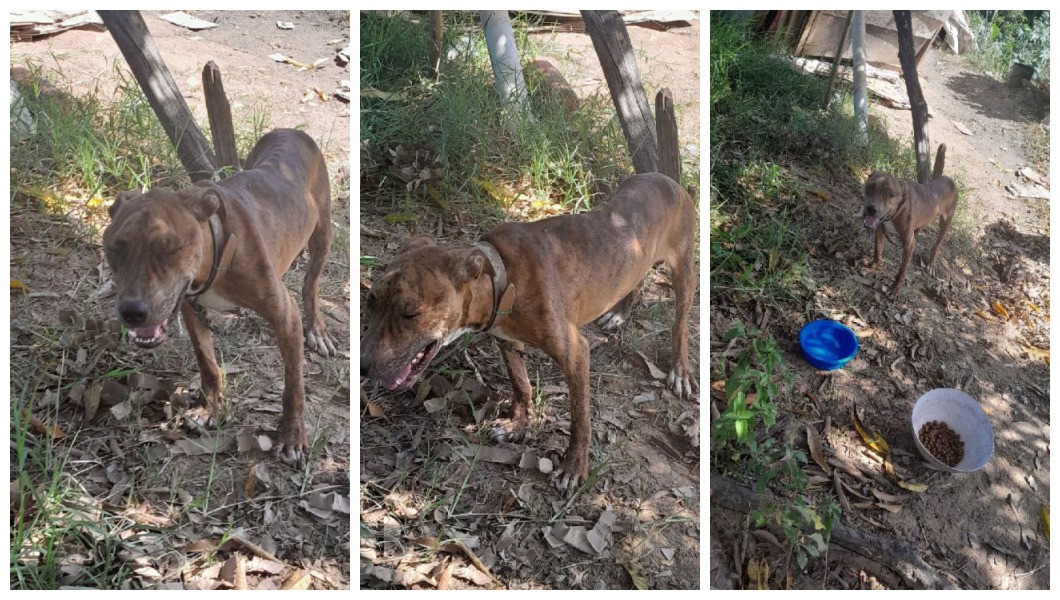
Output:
top-left (475, 241), bottom-right (515, 332)
top-left (187, 209), bottom-right (236, 300)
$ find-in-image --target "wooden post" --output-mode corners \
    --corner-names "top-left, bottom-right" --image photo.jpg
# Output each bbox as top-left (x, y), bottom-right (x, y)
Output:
top-left (479, 10), bottom-right (533, 129)
top-left (202, 61), bottom-right (239, 172)
top-left (98, 10), bottom-right (218, 182)
top-left (428, 11), bottom-right (443, 80)
top-left (893, 10), bottom-right (932, 184)
top-left (582, 10), bottom-right (658, 174)
top-left (823, 11), bottom-right (854, 110)
top-left (655, 88), bottom-right (680, 183)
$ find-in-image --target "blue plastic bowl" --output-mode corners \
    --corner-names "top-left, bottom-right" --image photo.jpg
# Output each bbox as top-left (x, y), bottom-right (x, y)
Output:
top-left (799, 320), bottom-right (859, 371)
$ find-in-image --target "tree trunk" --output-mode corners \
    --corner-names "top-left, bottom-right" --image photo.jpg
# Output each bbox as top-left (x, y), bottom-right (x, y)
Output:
top-left (582, 10), bottom-right (659, 174)
top-left (428, 11), bottom-right (444, 80)
top-left (893, 10), bottom-right (932, 183)
top-left (479, 10), bottom-right (532, 130)
top-left (98, 10), bottom-right (218, 182)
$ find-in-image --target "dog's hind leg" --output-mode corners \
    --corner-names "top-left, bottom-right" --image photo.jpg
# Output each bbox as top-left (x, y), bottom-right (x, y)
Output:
top-left (928, 213), bottom-right (953, 271)
top-left (666, 235), bottom-right (696, 399)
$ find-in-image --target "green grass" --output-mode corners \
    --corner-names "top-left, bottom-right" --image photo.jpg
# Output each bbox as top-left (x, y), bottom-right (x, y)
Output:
top-left (966, 10), bottom-right (1050, 85)
top-left (360, 11), bottom-right (690, 221)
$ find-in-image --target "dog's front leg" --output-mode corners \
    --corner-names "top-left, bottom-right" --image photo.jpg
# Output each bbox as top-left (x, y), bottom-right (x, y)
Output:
top-left (261, 288), bottom-right (309, 463)
top-left (869, 225), bottom-right (885, 270)
top-left (547, 327), bottom-right (591, 494)
top-left (891, 229), bottom-right (916, 298)
top-left (493, 340), bottom-right (532, 442)
top-left (667, 241), bottom-right (696, 399)
top-left (180, 301), bottom-right (223, 428)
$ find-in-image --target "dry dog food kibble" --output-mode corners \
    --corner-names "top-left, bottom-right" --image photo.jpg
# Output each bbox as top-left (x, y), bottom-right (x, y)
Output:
top-left (918, 420), bottom-right (964, 467)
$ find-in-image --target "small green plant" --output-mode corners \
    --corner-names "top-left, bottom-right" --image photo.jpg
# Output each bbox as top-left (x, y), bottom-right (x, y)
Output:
top-left (712, 321), bottom-right (782, 451)
top-left (755, 496), bottom-right (841, 571)
top-left (967, 11), bottom-right (1050, 85)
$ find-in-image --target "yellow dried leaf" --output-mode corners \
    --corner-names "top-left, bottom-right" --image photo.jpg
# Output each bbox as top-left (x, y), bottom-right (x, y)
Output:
top-left (993, 300), bottom-right (1009, 320)
top-left (1041, 506), bottom-right (1050, 541)
top-left (10, 279), bottom-right (30, 294)
top-left (851, 403), bottom-right (889, 455)
top-left (747, 556), bottom-right (770, 590)
top-left (974, 309), bottom-right (995, 322)
top-left (1028, 302), bottom-right (1041, 312)
top-left (896, 480), bottom-right (928, 493)
top-left (1021, 344), bottom-right (1050, 365)
top-left (368, 402), bottom-right (385, 419)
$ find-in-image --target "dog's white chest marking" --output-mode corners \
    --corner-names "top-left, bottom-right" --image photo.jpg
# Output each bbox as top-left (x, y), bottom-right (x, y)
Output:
top-left (194, 289), bottom-right (239, 312)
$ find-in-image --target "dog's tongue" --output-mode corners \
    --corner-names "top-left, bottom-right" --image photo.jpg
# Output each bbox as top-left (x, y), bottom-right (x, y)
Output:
top-left (382, 363), bottom-right (412, 391)
top-left (864, 216), bottom-right (880, 230)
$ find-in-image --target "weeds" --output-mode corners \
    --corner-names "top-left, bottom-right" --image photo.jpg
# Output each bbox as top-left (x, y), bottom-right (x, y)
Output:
top-left (967, 11), bottom-right (1050, 85)
top-left (711, 321), bottom-right (841, 575)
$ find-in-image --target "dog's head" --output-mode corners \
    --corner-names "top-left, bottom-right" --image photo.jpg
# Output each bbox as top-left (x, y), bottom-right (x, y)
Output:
top-left (862, 172), bottom-right (903, 231)
top-left (103, 185), bottom-right (220, 348)
top-left (360, 235), bottom-right (492, 391)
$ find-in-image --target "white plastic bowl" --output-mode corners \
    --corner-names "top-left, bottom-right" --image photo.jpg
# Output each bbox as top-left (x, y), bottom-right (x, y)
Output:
top-left (910, 388), bottom-right (994, 473)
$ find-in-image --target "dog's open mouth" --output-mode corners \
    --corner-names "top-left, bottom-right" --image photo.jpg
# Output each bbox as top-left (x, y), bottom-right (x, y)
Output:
top-left (128, 320), bottom-right (170, 349)
top-left (382, 340), bottom-right (441, 391)
top-left (864, 215), bottom-right (880, 230)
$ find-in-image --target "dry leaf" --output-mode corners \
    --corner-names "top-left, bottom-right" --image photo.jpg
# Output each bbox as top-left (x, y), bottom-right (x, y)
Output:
top-left (747, 556), bottom-right (770, 589)
top-left (244, 463), bottom-right (258, 499)
top-left (993, 300), bottom-right (1009, 320)
top-left (851, 402), bottom-right (889, 455)
top-left (622, 562), bottom-right (649, 590)
top-left (806, 424), bottom-right (832, 473)
top-left (11, 279), bottom-right (30, 293)
top-left (974, 309), bottom-right (996, 322)
top-left (280, 569), bottom-right (311, 590)
top-left (1041, 505), bottom-right (1050, 541)
top-left (367, 402), bottom-right (386, 418)
top-left (24, 409), bottom-right (65, 439)
top-left (635, 351), bottom-right (666, 379)
top-left (896, 480), bottom-right (929, 493)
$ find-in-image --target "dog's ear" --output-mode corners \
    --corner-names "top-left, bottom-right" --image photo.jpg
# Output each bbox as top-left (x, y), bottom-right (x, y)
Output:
top-left (180, 186), bottom-right (222, 221)
top-left (108, 190), bottom-right (140, 219)
top-left (399, 234), bottom-right (437, 255)
top-left (459, 250), bottom-right (487, 281)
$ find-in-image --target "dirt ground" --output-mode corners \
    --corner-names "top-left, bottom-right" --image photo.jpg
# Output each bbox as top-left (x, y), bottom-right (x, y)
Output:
top-left (710, 48), bottom-right (1050, 589)
top-left (359, 16), bottom-right (702, 590)
top-left (10, 10), bottom-right (351, 589)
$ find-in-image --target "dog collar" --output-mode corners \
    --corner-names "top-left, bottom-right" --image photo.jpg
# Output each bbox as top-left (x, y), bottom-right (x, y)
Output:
top-left (187, 209), bottom-right (236, 300)
top-left (475, 241), bottom-right (515, 332)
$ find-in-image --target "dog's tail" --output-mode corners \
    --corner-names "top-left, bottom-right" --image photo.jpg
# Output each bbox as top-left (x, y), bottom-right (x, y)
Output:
top-left (932, 144), bottom-right (947, 179)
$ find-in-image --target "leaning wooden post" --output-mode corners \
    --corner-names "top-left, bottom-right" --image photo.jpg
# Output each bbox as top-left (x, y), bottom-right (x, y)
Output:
top-left (202, 61), bottom-right (239, 172)
top-left (893, 10), bottom-right (932, 183)
top-left (823, 11), bottom-right (854, 110)
top-left (428, 11), bottom-right (444, 80)
top-left (655, 88), bottom-right (680, 183)
top-left (582, 9), bottom-right (658, 174)
top-left (98, 10), bottom-right (218, 181)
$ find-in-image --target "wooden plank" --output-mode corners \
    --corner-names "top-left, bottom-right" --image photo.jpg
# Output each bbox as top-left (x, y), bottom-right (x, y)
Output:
top-left (655, 88), bottom-right (680, 184)
top-left (98, 10), bottom-right (218, 182)
top-left (582, 10), bottom-right (658, 174)
top-left (202, 61), bottom-right (239, 172)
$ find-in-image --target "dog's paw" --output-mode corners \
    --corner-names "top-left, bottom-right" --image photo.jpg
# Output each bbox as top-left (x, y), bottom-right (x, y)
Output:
top-left (185, 406), bottom-right (217, 431)
top-left (597, 311), bottom-right (626, 331)
top-left (305, 327), bottom-right (336, 358)
top-left (666, 367), bottom-right (696, 399)
top-left (491, 418), bottom-right (528, 443)
top-left (551, 451), bottom-right (590, 497)
top-left (273, 426), bottom-right (309, 465)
